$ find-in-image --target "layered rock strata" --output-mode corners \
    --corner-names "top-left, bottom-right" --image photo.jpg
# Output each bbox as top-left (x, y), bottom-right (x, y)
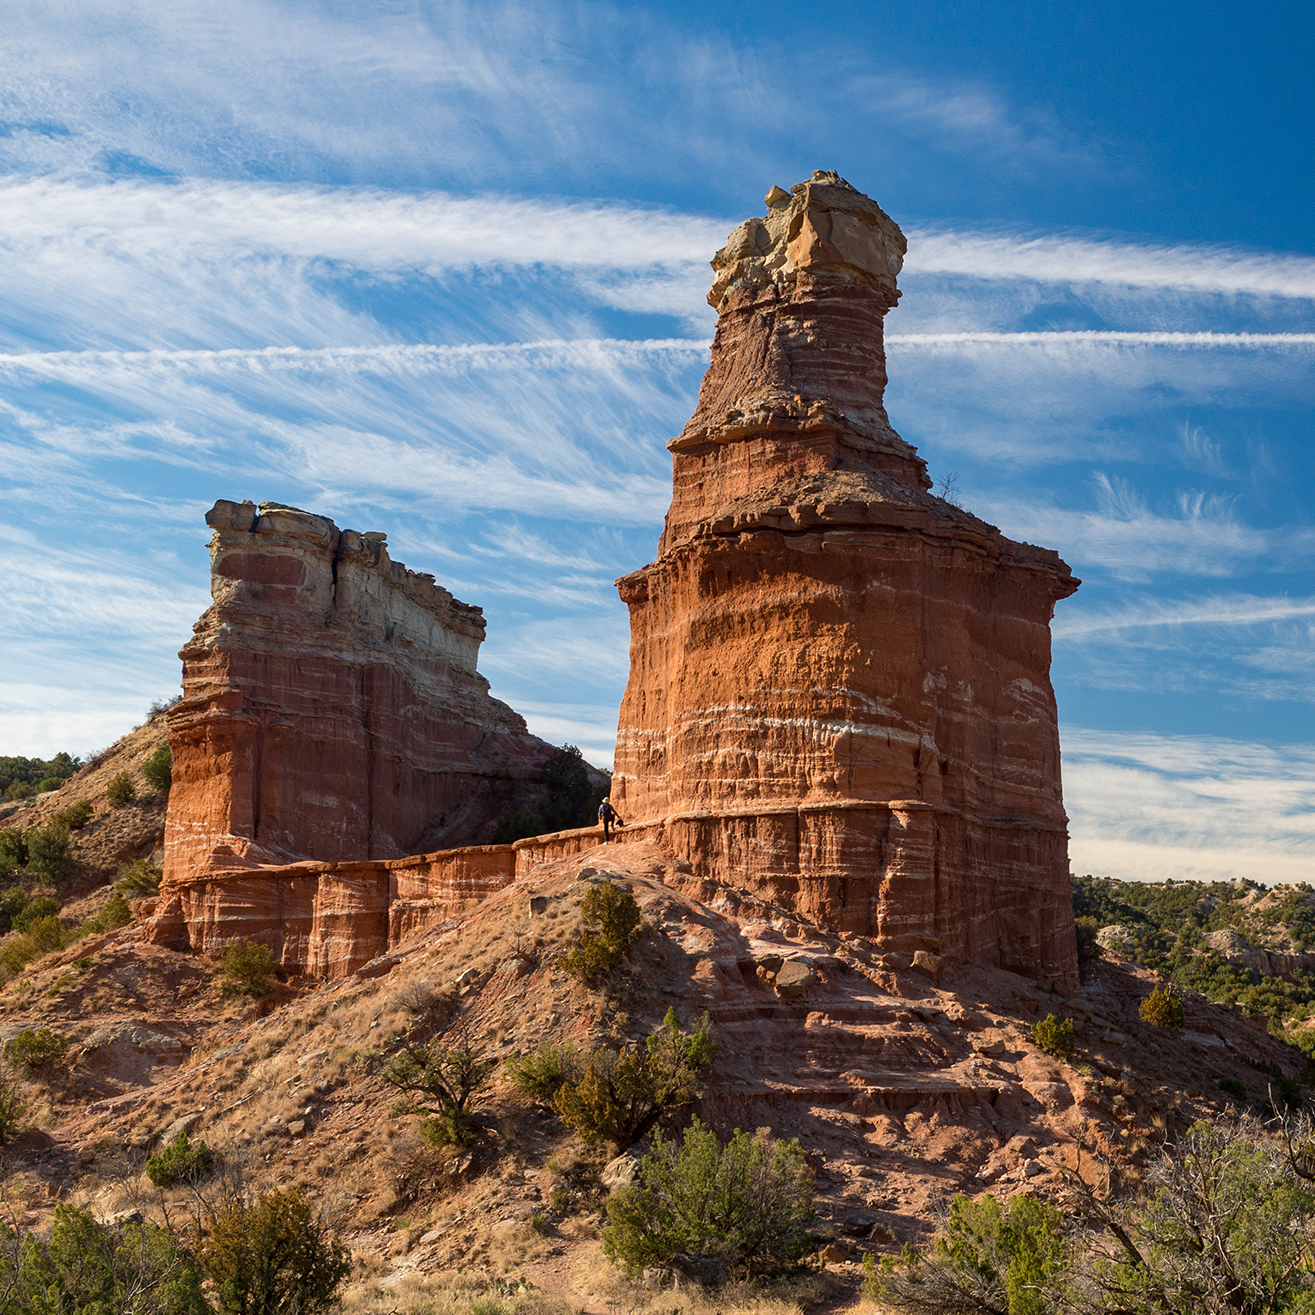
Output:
top-left (147, 823), bottom-right (664, 977)
top-left (162, 500), bottom-right (551, 885)
top-left (611, 172), bottom-right (1082, 989)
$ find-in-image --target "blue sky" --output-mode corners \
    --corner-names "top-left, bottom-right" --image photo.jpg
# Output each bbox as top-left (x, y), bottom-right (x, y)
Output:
top-left (2, 0), bottom-right (1313, 884)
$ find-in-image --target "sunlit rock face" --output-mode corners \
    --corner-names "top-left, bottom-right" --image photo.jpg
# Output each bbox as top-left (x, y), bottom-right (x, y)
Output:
top-left (612, 172), bottom-right (1082, 989)
top-left (163, 500), bottom-right (551, 886)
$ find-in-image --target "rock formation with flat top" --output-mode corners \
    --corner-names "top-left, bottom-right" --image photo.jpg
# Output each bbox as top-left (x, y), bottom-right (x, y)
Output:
top-left (164, 500), bottom-right (551, 885)
top-left (612, 171), bottom-right (1082, 989)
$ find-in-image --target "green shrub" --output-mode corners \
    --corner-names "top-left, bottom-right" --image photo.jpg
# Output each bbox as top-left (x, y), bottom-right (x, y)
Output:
top-left (202, 1188), bottom-right (349, 1315)
top-left (13, 895), bottom-right (59, 932)
top-left (117, 858), bottom-right (163, 894)
top-left (106, 770), bottom-right (136, 807)
top-left (0, 828), bottom-right (26, 880)
top-left (0, 1062), bottom-right (27, 1144)
top-left (385, 1027), bottom-right (497, 1147)
top-left (508, 1041), bottom-right (582, 1100)
top-left (0, 915), bottom-right (66, 980)
top-left (560, 880), bottom-right (644, 985)
top-left (81, 892), bottom-right (133, 936)
top-left (220, 939), bottom-right (275, 997)
top-left (604, 1118), bottom-right (813, 1278)
top-left (0, 887), bottom-right (26, 935)
top-left (4, 782), bottom-right (32, 801)
top-left (1031, 1013), bottom-right (1076, 1061)
top-left (52, 798), bottom-right (93, 830)
top-left (1140, 984), bottom-right (1185, 1030)
top-left (147, 1129), bottom-right (215, 1187)
top-left (553, 1007), bottom-right (715, 1150)
top-left (1219, 1076), bottom-right (1248, 1102)
top-left (2, 1205), bottom-right (207, 1315)
top-left (34, 776), bottom-right (63, 794)
top-left (142, 742), bottom-right (173, 794)
top-left (868, 1192), bottom-right (1068, 1315)
top-left (4, 1027), bottom-right (66, 1073)
top-left (25, 822), bottom-right (70, 882)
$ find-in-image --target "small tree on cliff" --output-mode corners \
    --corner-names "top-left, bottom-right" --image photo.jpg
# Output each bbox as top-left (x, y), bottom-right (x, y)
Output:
top-left (552, 1008), bottom-right (715, 1150)
top-left (385, 1023), bottom-right (497, 1147)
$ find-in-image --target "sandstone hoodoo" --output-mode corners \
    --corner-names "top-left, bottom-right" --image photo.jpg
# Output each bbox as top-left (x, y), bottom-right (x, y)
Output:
top-left (612, 172), bottom-right (1082, 988)
top-left (163, 500), bottom-right (552, 883)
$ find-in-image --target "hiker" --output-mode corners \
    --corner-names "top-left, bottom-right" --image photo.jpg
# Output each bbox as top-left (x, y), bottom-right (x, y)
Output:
top-left (598, 797), bottom-right (623, 843)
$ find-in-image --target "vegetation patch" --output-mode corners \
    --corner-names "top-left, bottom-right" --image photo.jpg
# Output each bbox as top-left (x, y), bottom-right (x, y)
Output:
top-left (386, 1026), bottom-right (498, 1147)
top-left (560, 881), bottom-right (644, 985)
top-left (493, 744), bottom-right (610, 843)
top-left (202, 1188), bottom-right (351, 1315)
top-left (105, 769), bottom-right (137, 807)
top-left (604, 1118), bottom-right (813, 1278)
top-left (1031, 1013), bottom-right (1076, 1061)
top-left (142, 741), bottom-right (173, 793)
top-left (147, 1128), bottom-right (215, 1187)
top-left (553, 1008), bottom-right (715, 1150)
top-left (1139, 984), bottom-right (1185, 1030)
top-left (220, 939), bottom-right (275, 997)
top-left (0, 752), bottom-right (80, 802)
top-left (507, 1041), bottom-right (582, 1101)
top-left (4, 1026), bottom-right (66, 1072)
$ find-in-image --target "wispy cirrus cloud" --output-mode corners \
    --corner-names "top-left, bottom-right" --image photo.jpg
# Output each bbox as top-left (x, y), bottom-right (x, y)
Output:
top-left (1055, 592), bottom-right (1315, 641)
top-left (907, 229), bottom-right (1315, 300)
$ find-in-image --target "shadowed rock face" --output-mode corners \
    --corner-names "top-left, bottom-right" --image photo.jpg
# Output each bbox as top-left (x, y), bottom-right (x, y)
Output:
top-left (164, 500), bottom-right (551, 885)
top-left (612, 171), bottom-right (1082, 990)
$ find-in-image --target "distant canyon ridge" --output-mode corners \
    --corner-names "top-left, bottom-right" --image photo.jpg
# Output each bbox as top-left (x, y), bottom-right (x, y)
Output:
top-left (147, 171), bottom-right (1081, 989)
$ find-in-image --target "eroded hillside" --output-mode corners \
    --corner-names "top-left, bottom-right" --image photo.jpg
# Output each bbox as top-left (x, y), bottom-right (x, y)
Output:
top-left (0, 838), bottom-right (1305, 1312)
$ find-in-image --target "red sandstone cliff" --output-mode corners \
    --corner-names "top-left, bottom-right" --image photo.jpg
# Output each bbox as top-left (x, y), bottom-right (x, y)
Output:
top-left (164, 501), bottom-right (552, 885)
top-left (611, 172), bottom-right (1082, 989)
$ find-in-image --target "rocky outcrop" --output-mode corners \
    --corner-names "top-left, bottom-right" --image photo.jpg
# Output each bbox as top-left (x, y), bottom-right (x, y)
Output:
top-left (147, 822), bottom-right (665, 977)
top-left (1205, 928), bottom-right (1315, 982)
top-left (162, 500), bottom-right (551, 886)
top-left (611, 172), bottom-right (1081, 989)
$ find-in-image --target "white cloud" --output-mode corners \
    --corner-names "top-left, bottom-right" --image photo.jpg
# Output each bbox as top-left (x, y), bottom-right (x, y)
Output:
top-left (1062, 726), bottom-right (1315, 885)
top-left (978, 480), bottom-right (1290, 580)
top-left (1055, 592), bottom-right (1315, 642)
top-left (907, 229), bottom-right (1315, 300)
top-left (889, 330), bottom-right (1315, 347)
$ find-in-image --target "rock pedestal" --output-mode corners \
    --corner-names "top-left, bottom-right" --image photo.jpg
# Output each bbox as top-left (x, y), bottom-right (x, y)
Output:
top-left (612, 172), bottom-right (1081, 988)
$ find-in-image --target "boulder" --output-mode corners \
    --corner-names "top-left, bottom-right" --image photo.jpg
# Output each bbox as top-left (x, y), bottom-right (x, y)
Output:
top-left (355, 955), bottom-right (399, 981)
top-left (774, 960), bottom-right (816, 998)
top-left (158, 1113), bottom-right (201, 1145)
top-left (1096, 924), bottom-right (1139, 957)
top-left (880, 952), bottom-right (912, 971)
top-left (668, 1254), bottom-right (727, 1288)
top-left (910, 951), bottom-right (944, 985)
top-left (601, 1148), bottom-right (646, 1192)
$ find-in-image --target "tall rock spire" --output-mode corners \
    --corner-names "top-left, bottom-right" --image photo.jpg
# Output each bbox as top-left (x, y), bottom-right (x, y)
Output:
top-left (613, 172), bottom-right (1082, 990)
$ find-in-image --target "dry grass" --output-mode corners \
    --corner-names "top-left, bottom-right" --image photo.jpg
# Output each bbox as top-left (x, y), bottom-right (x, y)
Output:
top-left (569, 1245), bottom-right (843, 1315)
top-left (341, 1270), bottom-right (573, 1315)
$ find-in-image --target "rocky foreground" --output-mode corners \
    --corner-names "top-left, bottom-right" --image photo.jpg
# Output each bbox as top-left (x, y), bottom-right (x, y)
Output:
top-left (0, 838), bottom-right (1302, 1311)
